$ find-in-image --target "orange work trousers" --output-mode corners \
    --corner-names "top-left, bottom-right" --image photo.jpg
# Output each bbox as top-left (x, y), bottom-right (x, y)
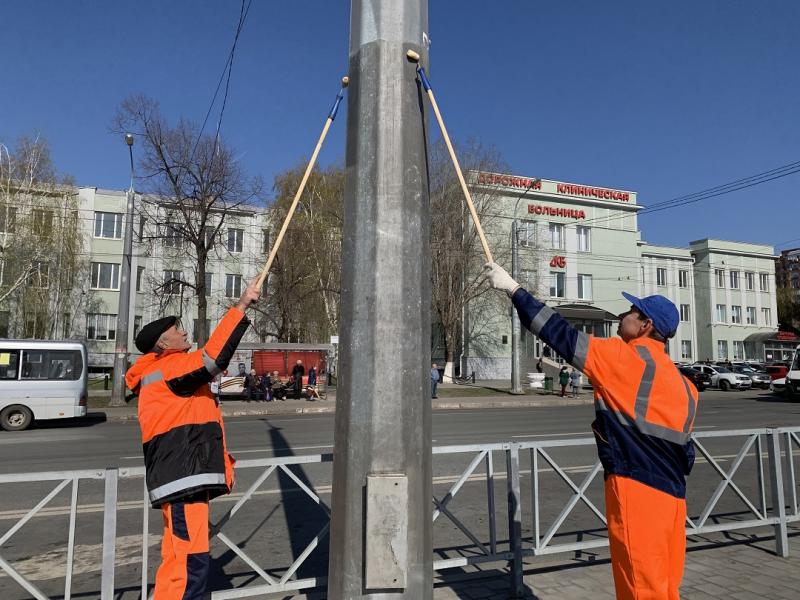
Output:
top-left (605, 475), bottom-right (686, 600)
top-left (154, 498), bottom-right (210, 600)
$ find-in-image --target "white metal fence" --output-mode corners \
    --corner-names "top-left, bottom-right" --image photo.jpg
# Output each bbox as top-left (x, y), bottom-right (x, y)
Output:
top-left (1, 427), bottom-right (798, 599)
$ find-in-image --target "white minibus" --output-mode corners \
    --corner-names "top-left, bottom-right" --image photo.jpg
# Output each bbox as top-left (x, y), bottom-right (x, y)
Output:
top-left (0, 340), bottom-right (88, 431)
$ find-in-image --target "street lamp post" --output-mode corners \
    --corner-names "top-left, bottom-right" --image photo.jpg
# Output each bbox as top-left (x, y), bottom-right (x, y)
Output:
top-left (109, 134), bottom-right (136, 407)
top-left (510, 180), bottom-right (540, 394)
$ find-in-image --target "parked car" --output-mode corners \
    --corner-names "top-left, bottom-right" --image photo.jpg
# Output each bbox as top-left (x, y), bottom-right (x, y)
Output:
top-left (678, 366), bottom-right (711, 392)
top-left (765, 365), bottom-right (789, 381)
top-left (731, 366), bottom-right (771, 389)
top-left (691, 364), bottom-right (752, 391)
top-left (770, 377), bottom-right (786, 396)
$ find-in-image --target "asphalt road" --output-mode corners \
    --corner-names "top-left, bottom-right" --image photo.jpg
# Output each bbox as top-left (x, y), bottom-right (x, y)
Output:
top-left (1, 389), bottom-right (799, 599)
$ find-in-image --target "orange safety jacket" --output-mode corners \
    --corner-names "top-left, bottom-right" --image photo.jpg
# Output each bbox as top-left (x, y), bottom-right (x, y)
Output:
top-left (512, 289), bottom-right (699, 498)
top-left (125, 308), bottom-right (249, 507)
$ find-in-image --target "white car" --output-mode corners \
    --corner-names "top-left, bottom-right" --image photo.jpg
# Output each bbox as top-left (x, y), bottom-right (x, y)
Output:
top-left (770, 377), bottom-right (786, 396)
top-left (691, 364), bottom-right (752, 391)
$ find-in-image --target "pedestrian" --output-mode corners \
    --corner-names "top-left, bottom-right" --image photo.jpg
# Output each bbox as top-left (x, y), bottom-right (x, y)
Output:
top-left (558, 365), bottom-right (570, 397)
top-left (484, 262), bottom-right (698, 600)
top-left (570, 368), bottom-right (581, 397)
top-left (125, 277), bottom-right (260, 600)
top-left (260, 371), bottom-right (272, 402)
top-left (244, 368), bottom-right (259, 402)
top-left (308, 365), bottom-right (317, 387)
top-left (291, 360), bottom-right (305, 399)
top-left (210, 374), bottom-right (221, 404)
top-left (536, 357), bottom-right (543, 373)
top-left (431, 362), bottom-right (440, 399)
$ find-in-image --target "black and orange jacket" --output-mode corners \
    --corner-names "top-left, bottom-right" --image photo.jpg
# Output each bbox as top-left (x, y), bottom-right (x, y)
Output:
top-left (512, 288), bottom-right (699, 499)
top-left (125, 308), bottom-right (249, 507)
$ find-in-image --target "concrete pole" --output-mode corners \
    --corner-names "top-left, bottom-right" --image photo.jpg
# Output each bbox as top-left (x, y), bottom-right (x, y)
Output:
top-left (110, 135), bottom-right (135, 407)
top-left (510, 220), bottom-right (523, 394)
top-left (327, 1), bottom-right (431, 598)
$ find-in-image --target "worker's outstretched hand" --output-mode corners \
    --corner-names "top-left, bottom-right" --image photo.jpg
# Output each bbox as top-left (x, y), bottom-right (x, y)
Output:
top-left (483, 262), bottom-right (521, 297)
top-left (236, 277), bottom-right (262, 311)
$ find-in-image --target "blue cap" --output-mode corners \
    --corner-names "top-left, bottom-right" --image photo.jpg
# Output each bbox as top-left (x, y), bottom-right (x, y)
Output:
top-left (621, 292), bottom-right (679, 339)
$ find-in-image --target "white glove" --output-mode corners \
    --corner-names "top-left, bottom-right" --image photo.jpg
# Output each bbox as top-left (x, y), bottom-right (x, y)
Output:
top-left (483, 262), bottom-right (520, 297)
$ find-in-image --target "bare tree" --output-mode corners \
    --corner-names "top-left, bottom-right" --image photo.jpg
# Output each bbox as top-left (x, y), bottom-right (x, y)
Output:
top-left (430, 138), bottom-right (512, 381)
top-left (0, 136), bottom-right (92, 339)
top-left (113, 94), bottom-right (263, 345)
top-left (251, 163), bottom-right (344, 342)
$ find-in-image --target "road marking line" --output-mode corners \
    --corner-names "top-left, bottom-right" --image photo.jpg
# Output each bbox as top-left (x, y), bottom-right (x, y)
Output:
top-left (121, 444), bottom-right (335, 460)
top-left (511, 432), bottom-right (587, 438)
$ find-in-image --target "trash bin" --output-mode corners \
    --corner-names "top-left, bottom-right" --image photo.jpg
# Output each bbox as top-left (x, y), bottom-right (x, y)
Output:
top-left (543, 376), bottom-right (553, 392)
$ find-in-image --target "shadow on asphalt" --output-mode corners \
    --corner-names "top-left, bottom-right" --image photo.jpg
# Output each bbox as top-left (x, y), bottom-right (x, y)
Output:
top-left (23, 412), bottom-right (108, 430)
top-left (207, 420), bottom-right (330, 594)
top-left (754, 393), bottom-right (797, 403)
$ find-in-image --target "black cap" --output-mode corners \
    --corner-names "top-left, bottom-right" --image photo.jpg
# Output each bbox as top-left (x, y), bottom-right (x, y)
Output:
top-left (135, 316), bottom-right (177, 353)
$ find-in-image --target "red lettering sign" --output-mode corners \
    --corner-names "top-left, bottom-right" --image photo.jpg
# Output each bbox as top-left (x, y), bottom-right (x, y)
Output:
top-left (478, 172), bottom-right (542, 190)
top-left (550, 256), bottom-right (567, 268)
top-left (528, 204), bottom-right (586, 219)
top-left (776, 331), bottom-right (798, 341)
top-left (556, 182), bottom-right (630, 202)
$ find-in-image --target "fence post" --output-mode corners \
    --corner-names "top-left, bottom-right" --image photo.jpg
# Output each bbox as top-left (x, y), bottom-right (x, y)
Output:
top-left (506, 443), bottom-right (524, 597)
top-left (101, 468), bottom-right (119, 599)
top-left (766, 429), bottom-right (789, 557)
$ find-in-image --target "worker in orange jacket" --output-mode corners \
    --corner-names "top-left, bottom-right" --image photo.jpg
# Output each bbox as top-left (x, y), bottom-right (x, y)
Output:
top-left (126, 278), bottom-right (260, 599)
top-left (484, 262), bottom-right (698, 600)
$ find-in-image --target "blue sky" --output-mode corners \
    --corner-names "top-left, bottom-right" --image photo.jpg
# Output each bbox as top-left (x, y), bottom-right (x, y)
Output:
top-left (2, 1), bottom-right (798, 250)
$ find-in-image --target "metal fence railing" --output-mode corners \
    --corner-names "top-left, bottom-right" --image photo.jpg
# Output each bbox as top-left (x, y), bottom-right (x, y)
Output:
top-left (1, 427), bottom-right (798, 599)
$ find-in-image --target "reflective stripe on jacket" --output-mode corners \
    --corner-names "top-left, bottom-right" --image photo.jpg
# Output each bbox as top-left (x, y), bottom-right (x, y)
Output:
top-left (512, 288), bottom-right (698, 498)
top-left (125, 308), bottom-right (249, 507)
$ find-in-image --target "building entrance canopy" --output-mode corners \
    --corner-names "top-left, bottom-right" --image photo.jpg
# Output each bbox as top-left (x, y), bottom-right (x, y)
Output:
top-left (554, 304), bottom-right (619, 339)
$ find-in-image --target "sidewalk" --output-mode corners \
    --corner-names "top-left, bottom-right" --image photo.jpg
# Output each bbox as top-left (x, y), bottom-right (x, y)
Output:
top-left (90, 381), bottom-right (594, 421)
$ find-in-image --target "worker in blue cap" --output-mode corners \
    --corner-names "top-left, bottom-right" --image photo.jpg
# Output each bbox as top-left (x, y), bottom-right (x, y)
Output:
top-left (484, 262), bottom-right (698, 600)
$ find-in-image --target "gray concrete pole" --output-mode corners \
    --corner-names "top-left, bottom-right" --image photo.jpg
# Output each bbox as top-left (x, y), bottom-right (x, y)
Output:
top-left (110, 135), bottom-right (135, 407)
top-left (327, 1), bottom-right (431, 598)
top-left (510, 220), bottom-right (523, 394)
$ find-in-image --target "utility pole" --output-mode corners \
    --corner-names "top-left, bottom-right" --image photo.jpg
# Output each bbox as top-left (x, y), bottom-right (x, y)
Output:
top-left (109, 134), bottom-right (135, 407)
top-left (327, 1), bottom-right (431, 598)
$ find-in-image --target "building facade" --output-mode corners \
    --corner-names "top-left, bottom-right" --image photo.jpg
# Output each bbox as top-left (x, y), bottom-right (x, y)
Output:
top-left (461, 172), bottom-right (780, 378)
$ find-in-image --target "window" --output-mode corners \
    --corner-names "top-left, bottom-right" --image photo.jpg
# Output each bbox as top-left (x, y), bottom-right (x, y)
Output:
top-left (94, 212), bottom-right (123, 239)
top-left (715, 304), bottom-right (727, 323)
top-left (745, 272), bottom-right (755, 290)
top-left (0, 312), bottom-right (9, 337)
top-left (32, 209), bottom-right (53, 236)
top-left (133, 316), bottom-right (142, 338)
top-left (549, 272), bottom-right (565, 298)
top-left (30, 262), bottom-right (50, 288)
top-left (656, 268), bottom-right (667, 287)
top-left (520, 269), bottom-right (536, 290)
top-left (759, 273), bottom-right (769, 292)
top-left (21, 349), bottom-right (82, 380)
top-left (87, 313), bottom-right (117, 341)
top-left (731, 305), bottom-right (742, 324)
top-left (681, 340), bottom-right (692, 361)
top-left (204, 226), bottom-right (216, 248)
top-left (163, 270), bottom-right (182, 295)
top-left (62, 313), bottom-right (71, 338)
top-left (24, 313), bottom-right (48, 338)
top-left (577, 274), bottom-right (592, 300)
top-left (761, 307), bottom-right (772, 326)
top-left (680, 304), bottom-right (690, 322)
top-left (678, 270), bottom-right (689, 288)
top-left (163, 223), bottom-right (183, 248)
top-left (548, 223), bottom-right (564, 250)
top-left (715, 269), bottom-right (725, 288)
top-left (0, 349), bottom-right (19, 379)
top-left (136, 266), bottom-right (145, 292)
top-left (91, 262), bottom-right (120, 290)
top-left (717, 340), bottom-right (728, 360)
top-left (576, 226), bottom-right (591, 252)
top-left (204, 273), bottom-right (213, 296)
top-left (138, 216), bottom-right (147, 241)
top-left (746, 306), bottom-right (756, 325)
top-left (518, 221), bottom-right (536, 248)
top-left (227, 228), bottom-right (244, 253)
top-left (262, 230), bottom-right (271, 253)
top-left (733, 341), bottom-right (745, 360)
top-left (729, 271), bottom-right (739, 290)
top-left (0, 206), bottom-right (17, 233)
top-left (226, 274), bottom-right (242, 298)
